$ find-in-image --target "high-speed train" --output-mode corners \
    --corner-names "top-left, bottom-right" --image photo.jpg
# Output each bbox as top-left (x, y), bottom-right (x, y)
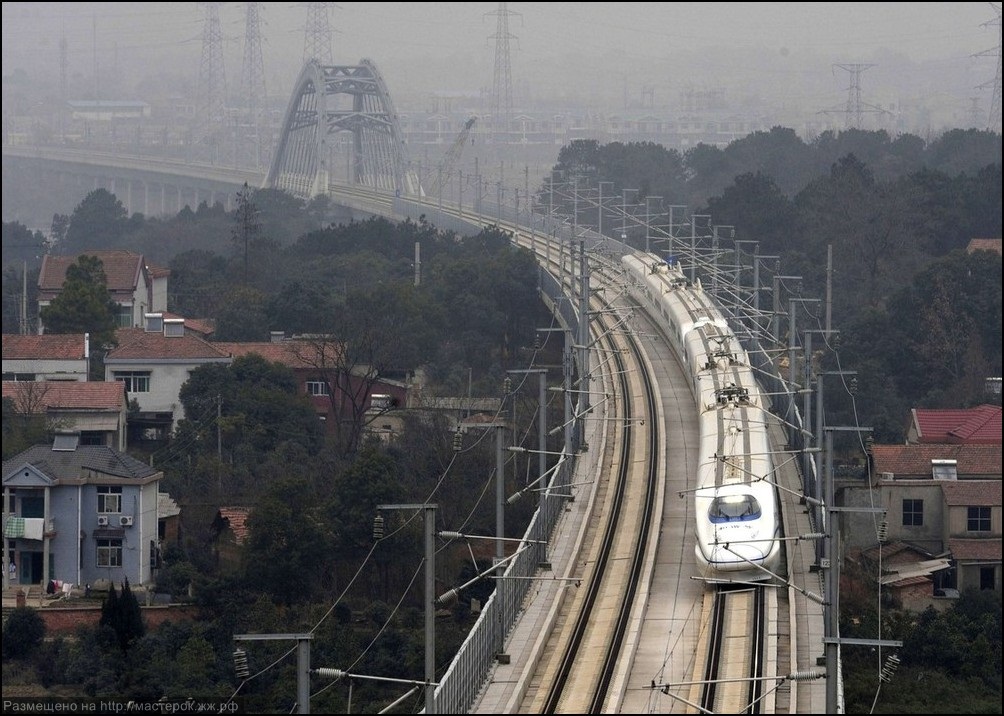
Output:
top-left (622, 251), bottom-right (782, 583)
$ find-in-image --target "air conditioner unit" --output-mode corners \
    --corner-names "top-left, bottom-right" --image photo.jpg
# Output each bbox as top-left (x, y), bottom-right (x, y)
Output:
top-left (119, 516), bottom-right (134, 527)
top-left (97, 515), bottom-right (109, 527)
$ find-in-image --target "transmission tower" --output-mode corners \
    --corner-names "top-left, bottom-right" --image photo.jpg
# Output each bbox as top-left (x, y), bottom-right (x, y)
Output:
top-left (969, 96), bottom-right (984, 128)
top-left (197, 2), bottom-right (227, 143)
top-left (303, 2), bottom-right (333, 65)
top-left (821, 63), bottom-right (890, 129)
top-left (240, 3), bottom-right (268, 168)
top-left (974, 2), bottom-right (1002, 133)
top-left (60, 34), bottom-right (68, 140)
top-left (486, 3), bottom-right (520, 147)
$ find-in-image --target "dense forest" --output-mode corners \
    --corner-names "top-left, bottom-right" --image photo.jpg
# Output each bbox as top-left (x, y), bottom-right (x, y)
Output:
top-left (1, 126), bottom-right (1001, 711)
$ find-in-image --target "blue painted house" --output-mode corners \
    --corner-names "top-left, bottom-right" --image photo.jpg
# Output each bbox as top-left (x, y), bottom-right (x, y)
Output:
top-left (2, 433), bottom-right (162, 590)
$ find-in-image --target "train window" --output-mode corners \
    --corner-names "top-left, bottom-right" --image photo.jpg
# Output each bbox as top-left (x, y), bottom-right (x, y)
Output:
top-left (709, 495), bottom-right (761, 523)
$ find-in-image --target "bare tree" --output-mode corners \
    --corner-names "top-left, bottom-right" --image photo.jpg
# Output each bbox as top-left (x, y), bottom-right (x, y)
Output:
top-left (291, 326), bottom-right (397, 455)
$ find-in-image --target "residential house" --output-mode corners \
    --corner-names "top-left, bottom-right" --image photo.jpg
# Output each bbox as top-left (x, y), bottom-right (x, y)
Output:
top-left (37, 250), bottom-right (169, 333)
top-left (2, 334), bottom-right (90, 381)
top-left (215, 337), bottom-right (411, 437)
top-left (2, 433), bottom-right (162, 589)
top-left (211, 506), bottom-right (250, 573)
top-left (103, 319), bottom-right (231, 439)
top-left (2, 380), bottom-right (128, 450)
top-left (158, 492), bottom-right (181, 548)
top-left (854, 542), bottom-right (953, 612)
top-left (840, 441), bottom-right (1002, 599)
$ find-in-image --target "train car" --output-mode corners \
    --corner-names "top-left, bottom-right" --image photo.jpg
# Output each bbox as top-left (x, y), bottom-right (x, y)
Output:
top-left (621, 251), bottom-right (781, 583)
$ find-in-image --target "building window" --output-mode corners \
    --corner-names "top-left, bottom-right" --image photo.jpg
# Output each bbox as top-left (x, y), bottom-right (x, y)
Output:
top-left (97, 486), bottom-right (122, 513)
top-left (114, 371), bottom-right (151, 393)
top-left (1, 373), bottom-right (34, 381)
top-left (902, 499), bottom-right (923, 526)
top-left (967, 506), bottom-right (991, 532)
top-left (980, 567), bottom-right (996, 590)
top-left (80, 431), bottom-right (105, 446)
top-left (306, 380), bottom-right (329, 396)
top-left (97, 539), bottom-right (123, 568)
top-left (117, 306), bottom-right (133, 328)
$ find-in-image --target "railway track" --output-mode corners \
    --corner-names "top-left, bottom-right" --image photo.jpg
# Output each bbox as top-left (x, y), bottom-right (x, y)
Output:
top-left (329, 186), bottom-right (808, 715)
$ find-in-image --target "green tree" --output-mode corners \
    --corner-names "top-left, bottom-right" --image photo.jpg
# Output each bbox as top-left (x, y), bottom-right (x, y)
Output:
top-left (1, 606), bottom-right (46, 659)
top-left (38, 254), bottom-right (119, 356)
top-left (702, 172), bottom-right (798, 257)
top-left (243, 477), bottom-right (333, 604)
top-left (212, 285), bottom-right (270, 341)
top-left (886, 249), bottom-right (1002, 407)
top-left (1, 263), bottom-right (39, 335)
top-left (231, 183), bottom-right (260, 286)
top-left (175, 353), bottom-right (324, 468)
top-left (167, 249), bottom-right (231, 319)
top-left (1, 220), bottom-right (47, 269)
top-left (64, 188), bottom-right (129, 253)
top-left (99, 579), bottom-right (145, 652)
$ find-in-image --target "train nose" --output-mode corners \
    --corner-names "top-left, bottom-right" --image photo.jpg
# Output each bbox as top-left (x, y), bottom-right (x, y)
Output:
top-left (714, 541), bottom-right (767, 565)
top-left (707, 525), bottom-right (769, 566)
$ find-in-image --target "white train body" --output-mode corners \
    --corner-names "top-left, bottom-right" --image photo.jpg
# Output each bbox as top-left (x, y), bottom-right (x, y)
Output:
top-left (622, 252), bottom-right (782, 583)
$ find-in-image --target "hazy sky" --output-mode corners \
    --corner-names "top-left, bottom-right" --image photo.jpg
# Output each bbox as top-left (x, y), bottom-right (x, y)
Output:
top-left (2, 2), bottom-right (1000, 112)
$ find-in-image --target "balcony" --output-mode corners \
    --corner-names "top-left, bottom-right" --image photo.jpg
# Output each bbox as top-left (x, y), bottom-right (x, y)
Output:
top-left (3, 516), bottom-right (57, 540)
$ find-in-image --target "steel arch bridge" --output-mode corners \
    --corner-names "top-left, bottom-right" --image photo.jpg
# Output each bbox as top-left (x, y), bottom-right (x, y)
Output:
top-left (266, 59), bottom-right (418, 199)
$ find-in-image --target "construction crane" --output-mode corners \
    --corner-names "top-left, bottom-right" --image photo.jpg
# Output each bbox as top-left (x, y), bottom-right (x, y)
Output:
top-left (432, 116), bottom-right (477, 197)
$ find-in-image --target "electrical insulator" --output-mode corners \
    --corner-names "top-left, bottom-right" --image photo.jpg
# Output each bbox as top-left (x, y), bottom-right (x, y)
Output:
top-left (849, 377), bottom-right (858, 395)
top-left (788, 669), bottom-right (825, 681)
top-left (865, 435), bottom-right (874, 454)
top-left (533, 335), bottom-right (541, 351)
top-left (233, 648), bottom-right (250, 679)
top-left (503, 376), bottom-right (512, 395)
top-left (877, 519), bottom-right (888, 542)
top-left (453, 429), bottom-right (463, 452)
top-left (373, 513), bottom-right (384, 541)
top-left (879, 653), bottom-right (900, 683)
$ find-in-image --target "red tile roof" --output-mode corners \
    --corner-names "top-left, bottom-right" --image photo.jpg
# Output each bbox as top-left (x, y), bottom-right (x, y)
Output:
top-left (872, 444), bottom-right (1002, 477)
top-left (911, 405), bottom-right (1002, 444)
top-left (108, 328), bottom-right (229, 361)
top-left (859, 540), bottom-right (935, 562)
top-left (948, 537), bottom-right (1002, 561)
top-left (218, 507), bottom-right (250, 544)
top-left (39, 251), bottom-right (145, 293)
top-left (214, 340), bottom-right (339, 369)
top-left (2, 380), bottom-right (126, 411)
top-left (2, 334), bottom-right (88, 360)
top-left (966, 238), bottom-right (1002, 256)
top-left (940, 480), bottom-right (1002, 506)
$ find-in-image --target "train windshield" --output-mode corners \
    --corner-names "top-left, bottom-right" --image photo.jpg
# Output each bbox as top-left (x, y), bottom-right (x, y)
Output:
top-left (708, 495), bottom-right (761, 523)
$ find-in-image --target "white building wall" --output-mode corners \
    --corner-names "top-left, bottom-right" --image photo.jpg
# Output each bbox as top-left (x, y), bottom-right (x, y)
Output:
top-left (2, 358), bottom-right (88, 381)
